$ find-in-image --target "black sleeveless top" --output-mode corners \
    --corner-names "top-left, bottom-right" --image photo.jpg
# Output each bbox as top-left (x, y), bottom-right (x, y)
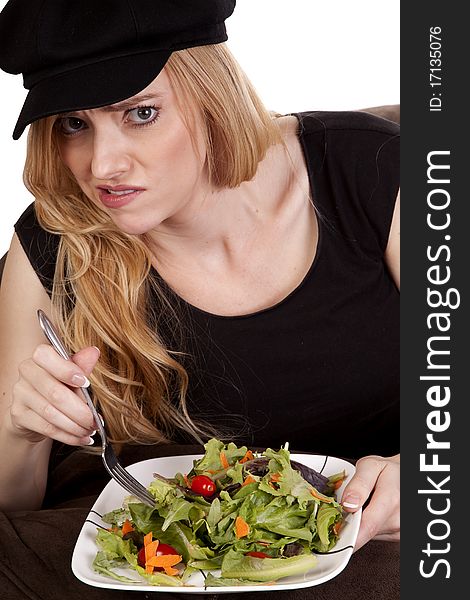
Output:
top-left (15, 111), bottom-right (400, 459)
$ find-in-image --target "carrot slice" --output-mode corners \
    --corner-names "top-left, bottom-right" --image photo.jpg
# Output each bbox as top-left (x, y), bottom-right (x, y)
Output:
top-left (235, 516), bottom-right (250, 538)
top-left (333, 479), bottom-right (344, 490)
top-left (310, 488), bottom-right (334, 503)
top-left (164, 565), bottom-right (179, 576)
top-left (147, 554), bottom-right (182, 568)
top-left (145, 540), bottom-right (159, 561)
top-left (242, 475), bottom-right (256, 487)
top-left (333, 520), bottom-right (344, 536)
top-left (270, 473), bottom-right (282, 482)
top-left (220, 451), bottom-right (229, 469)
top-left (144, 532), bottom-right (153, 546)
top-left (240, 450), bottom-right (254, 463)
top-left (121, 519), bottom-right (134, 535)
top-left (144, 540), bottom-right (160, 574)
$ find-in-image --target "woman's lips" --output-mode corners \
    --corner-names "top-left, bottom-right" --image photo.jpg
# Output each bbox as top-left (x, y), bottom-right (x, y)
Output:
top-left (97, 186), bottom-right (145, 208)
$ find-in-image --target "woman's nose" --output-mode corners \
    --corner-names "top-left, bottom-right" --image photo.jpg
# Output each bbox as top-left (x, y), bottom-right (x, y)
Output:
top-left (90, 127), bottom-right (132, 181)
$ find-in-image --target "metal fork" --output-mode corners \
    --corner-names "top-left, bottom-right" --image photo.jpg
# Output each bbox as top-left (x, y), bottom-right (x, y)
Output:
top-left (37, 309), bottom-right (155, 507)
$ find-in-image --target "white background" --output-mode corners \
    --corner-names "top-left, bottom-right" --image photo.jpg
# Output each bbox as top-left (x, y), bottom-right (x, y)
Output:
top-left (0, 0), bottom-right (399, 257)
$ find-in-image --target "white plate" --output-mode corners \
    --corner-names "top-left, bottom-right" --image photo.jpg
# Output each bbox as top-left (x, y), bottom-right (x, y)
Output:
top-left (72, 453), bottom-right (361, 593)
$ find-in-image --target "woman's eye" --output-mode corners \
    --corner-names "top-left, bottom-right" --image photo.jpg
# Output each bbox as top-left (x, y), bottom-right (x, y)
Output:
top-left (127, 106), bottom-right (159, 125)
top-left (57, 116), bottom-right (87, 135)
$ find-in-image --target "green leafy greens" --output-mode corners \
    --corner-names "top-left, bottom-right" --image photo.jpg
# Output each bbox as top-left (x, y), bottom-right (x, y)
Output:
top-left (94, 439), bottom-right (345, 586)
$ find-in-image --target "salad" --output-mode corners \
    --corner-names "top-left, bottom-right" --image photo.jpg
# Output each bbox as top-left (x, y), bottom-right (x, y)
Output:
top-left (93, 439), bottom-right (346, 587)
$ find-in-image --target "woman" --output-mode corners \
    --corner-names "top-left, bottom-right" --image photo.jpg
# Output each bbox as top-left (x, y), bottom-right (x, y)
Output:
top-left (0, 1), bottom-right (399, 597)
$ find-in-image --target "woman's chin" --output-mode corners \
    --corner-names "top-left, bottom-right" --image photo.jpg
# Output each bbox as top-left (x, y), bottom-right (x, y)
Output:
top-left (109, 215), bottom-right (163, 237)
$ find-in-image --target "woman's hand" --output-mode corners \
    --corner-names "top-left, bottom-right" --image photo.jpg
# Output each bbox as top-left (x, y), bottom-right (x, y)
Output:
top-left (341, 454), bottom-right (400, 551)
top-left (7, 344), bottom-right (100, 446)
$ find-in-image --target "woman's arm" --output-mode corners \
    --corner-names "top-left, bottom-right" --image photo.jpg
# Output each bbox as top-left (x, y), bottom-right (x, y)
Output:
top-left (0, 234), bottom-right (53, 509)
top-left (385, 189), bottom-right (400, 290)
top-left (0, 234), bottom-right (97, 510)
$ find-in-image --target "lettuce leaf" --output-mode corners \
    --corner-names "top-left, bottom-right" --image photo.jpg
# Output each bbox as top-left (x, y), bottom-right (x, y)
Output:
top-left (128, 504), bottom-right (209, 561)
top-left (95, 528), bottom-right (138, 566)
top-left (313, 505), bottom-right (343, 552)
top-left (101, 507), bottom-right (132, 527)
top-left (221, 548), bottom-right (317, 582)
top-left (204, 572), bottom-right (270, 587)
top-left (93, 551), bottom-right (140, 583)
top-left (193, 438), bottom-right (224, 473)
top-left (92, 529), bottom-right (140, 582)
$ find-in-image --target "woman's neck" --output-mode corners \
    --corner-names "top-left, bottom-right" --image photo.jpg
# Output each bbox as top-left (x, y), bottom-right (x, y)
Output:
top-left (143, 115), bottom-right (302, 271)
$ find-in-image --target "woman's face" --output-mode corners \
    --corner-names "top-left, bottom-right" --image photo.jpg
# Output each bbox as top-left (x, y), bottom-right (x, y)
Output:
top-left (55, 69), bottom-right (207, 235)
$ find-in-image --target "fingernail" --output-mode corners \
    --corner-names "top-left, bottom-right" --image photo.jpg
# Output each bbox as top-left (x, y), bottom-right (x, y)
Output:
top-left (86, 437), bottom-right (95, 446)
top-left (90, 429), bottom-right (97, 437)
top-left (71, 374), bottom-right (90, 387)
top-left (342, 495), bottom-right (361, 509)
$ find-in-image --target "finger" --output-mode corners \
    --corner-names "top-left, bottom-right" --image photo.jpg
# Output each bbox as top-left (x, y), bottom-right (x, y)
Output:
top-left (18, 359), bottom-right (95, 430)
top-left (355, 509), bottom-right (399, 550)
top-left (32, 344), bottom-right (91, 388)
top-left (72, 346), bottom-right (100, 377)
top-left (373, 532), bottom-right (400, 542)
top-left (341, 456), bottom-right (386, 512)
top-left (355, 506), bottom-right (388, 551)
top-left (20, 408), bottom-right (95, 446)
top-left (353, 465), bottom-right (400, 550)
top-left (10, 385), bottom-right (95, 446)
top-left (13, 378), bottom-right (95, 438)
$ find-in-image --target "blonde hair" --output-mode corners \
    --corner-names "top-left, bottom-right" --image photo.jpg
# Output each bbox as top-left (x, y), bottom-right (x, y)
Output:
top-left (23, 44), bottom-right (282, 446)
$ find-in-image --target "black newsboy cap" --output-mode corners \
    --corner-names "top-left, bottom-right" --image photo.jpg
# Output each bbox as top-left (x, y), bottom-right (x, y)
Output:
top-left (0, 0), bottom-right (236, 139)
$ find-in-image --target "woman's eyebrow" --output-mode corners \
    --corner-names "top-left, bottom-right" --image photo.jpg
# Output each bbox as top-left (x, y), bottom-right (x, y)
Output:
top-left (101, 93), bottom-right (163, 112)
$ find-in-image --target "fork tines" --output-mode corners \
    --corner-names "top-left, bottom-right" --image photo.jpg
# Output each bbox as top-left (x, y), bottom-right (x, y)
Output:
top-left (105, 458), bottom-right (155, 506)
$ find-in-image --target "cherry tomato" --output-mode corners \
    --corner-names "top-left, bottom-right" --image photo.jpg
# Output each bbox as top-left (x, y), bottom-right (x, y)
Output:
top-left (155, 543), bottom-right (180, 556)
top-left (190, 475), bottom-right (216, 497)
top-left (137, 546), bottom-right (146, 567)
top-left (137, 543), bottom-right (180, 568)
top-left (246, 551), bottom-right (269, 559)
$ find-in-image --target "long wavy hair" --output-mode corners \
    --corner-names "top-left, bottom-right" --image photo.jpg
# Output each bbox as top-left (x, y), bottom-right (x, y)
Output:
top-left (23, 44), bottom-right (282, 447)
